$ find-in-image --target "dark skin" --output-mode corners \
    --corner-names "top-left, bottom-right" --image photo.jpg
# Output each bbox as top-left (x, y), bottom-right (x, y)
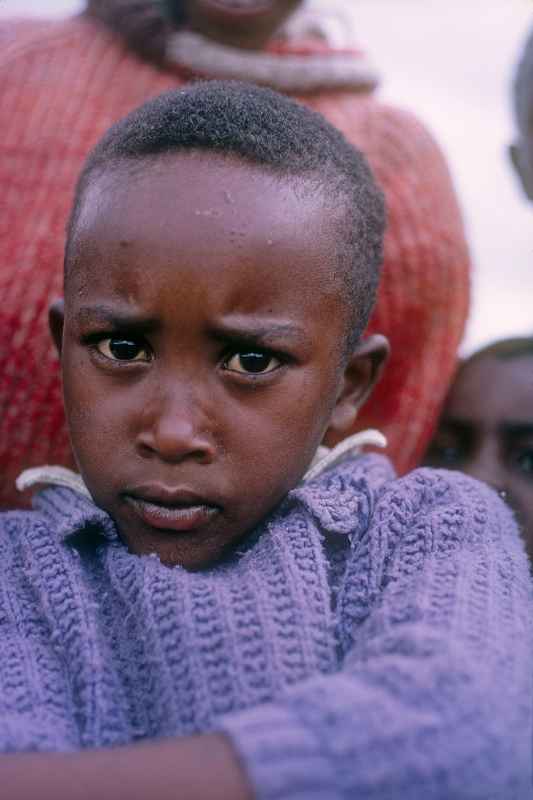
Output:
top-left (3, 151), bottom-right (388, 800)
top-left (178, 0), bottom-right (303, 50)
top-left (424, 352), bottom-right (533, 560)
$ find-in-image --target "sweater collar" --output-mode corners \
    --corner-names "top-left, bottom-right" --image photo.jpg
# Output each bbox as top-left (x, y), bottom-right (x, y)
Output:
top-left (16, 430), bottom-right (388, 545)
top-left (31, 485), bottom-right (119, 544)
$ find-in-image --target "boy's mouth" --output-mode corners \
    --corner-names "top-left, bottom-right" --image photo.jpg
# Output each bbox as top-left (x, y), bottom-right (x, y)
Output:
top-left (124, 487), bottom-right (220, 533)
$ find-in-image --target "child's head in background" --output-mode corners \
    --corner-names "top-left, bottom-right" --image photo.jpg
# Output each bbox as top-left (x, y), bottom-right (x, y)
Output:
top-left (424, 337), bottom-right (533, 559)
top-left (50, 81), bottom-right (387, 570)
top-left (510, 25), bottom-right (533, 202)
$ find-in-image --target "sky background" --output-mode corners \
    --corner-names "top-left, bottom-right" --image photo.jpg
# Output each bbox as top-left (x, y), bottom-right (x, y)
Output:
top-left (1, 0), bottom-right (532, 353)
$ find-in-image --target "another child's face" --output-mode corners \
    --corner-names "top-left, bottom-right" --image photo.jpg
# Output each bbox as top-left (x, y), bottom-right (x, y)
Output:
top-left (58, 154), bottom-right (353, 569)
top-left (183, 0), bottom-right (303, 48)
top-left (425, 353), bottom-right (533, 559)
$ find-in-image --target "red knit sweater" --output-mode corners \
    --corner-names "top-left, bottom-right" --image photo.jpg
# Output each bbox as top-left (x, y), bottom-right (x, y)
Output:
top-left (0, 15), bottom-right (470, 508)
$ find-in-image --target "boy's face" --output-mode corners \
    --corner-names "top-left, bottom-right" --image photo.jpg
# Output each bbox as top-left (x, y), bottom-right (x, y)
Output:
top-left (424, 353), bottom-right (533, 560)
top-left (53, 153), bottom-right (385, 569)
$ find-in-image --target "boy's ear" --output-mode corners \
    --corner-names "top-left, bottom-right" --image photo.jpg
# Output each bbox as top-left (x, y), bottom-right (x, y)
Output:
top-left (326, 334), bottom-right (389, 439)
top-left (49, 298), bottom-right (65, 355)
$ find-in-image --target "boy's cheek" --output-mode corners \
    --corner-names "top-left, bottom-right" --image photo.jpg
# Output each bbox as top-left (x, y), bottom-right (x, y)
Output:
top-left (62, 371), bottom-right (127, 469)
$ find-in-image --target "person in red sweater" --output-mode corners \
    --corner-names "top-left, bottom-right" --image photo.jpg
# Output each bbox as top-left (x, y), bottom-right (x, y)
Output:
top-left (0, 0), bottom-right (471, 508)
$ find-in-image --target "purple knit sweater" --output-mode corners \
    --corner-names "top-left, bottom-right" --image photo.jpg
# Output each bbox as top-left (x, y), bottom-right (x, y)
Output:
top-left (0, 454), bottom-right (531, 798)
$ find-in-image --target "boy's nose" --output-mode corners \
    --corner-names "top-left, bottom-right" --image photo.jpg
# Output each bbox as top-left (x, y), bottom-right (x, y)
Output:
top-left (136, 387), bottom-right (216, 465)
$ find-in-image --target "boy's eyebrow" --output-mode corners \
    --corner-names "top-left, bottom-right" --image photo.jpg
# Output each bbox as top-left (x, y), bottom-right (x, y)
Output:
top-left (75, 304), bottom-right (158, 330)
top-left (74, 307), bottom-right (312, 346)
top-left (211, 319), bottom-right (312, 347)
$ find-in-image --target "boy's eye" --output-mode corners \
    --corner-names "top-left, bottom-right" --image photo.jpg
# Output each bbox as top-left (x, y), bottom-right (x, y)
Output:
top-left (96, 337), bottom-right (151, 362)
top-left (224, 351), bottom-right (280, 375)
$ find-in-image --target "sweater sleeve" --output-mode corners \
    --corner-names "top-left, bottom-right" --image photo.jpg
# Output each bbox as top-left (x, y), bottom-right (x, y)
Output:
top-left (220, 469), bottom-right (533, 799)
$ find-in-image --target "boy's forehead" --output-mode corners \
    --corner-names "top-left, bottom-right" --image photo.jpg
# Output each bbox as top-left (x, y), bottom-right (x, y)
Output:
top-left (69, 152), bottom-right (343, 287)
top-left (77, 152), bottom-right (322, 226)
top-left (66, 152), bottom-right (348, 327)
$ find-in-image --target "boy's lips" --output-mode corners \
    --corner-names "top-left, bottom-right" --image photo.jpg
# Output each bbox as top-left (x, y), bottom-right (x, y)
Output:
top-left (124, 486), bottom-right (220, 533)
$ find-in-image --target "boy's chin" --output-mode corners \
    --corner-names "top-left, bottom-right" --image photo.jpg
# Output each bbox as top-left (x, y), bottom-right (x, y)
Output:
top-left (114, 514), bottom-right (246, 571)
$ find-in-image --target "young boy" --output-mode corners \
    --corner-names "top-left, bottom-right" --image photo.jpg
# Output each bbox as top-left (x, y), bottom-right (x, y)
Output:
top-left (425, 336), bottom-right (533, 562)
top-left (1, 82), bottom-right (531, 799)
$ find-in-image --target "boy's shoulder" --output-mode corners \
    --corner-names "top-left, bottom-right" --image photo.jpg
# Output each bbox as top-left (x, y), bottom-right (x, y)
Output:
top-left (301, 453), bottom-right (521, 551)
top-left (383, 464), bottom-right (510, 517)
top-left (0, 505), bottom-right (44, 535)
top-left (301, 450), bottom-right (506, 510)
top-left (0, 506), bottom-right (49, 585)
top-left (0, 485), bottom-right (113, 556)
top-left (372, 463), bottom-right (524, 559)
top-left (0, 503), bottom-right (55, 553)
top-left (337, 454), bottom-right (514, 523)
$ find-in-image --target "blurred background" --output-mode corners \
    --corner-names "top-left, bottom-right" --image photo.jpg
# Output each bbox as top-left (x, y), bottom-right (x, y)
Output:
top-left (1, 0), bottom-right (531, 353)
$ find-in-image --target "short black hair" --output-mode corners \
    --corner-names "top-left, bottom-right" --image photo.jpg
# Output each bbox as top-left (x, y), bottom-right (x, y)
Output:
top-left (67, 80), bottom-right (385, 349)
top-left (513, 26), bottom-right (533, 136)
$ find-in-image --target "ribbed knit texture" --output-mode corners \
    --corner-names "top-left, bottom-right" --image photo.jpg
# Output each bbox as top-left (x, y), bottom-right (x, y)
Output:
top-left (0, 14), bottom-right (470, 508)
top-left (0, 454), bottom-right (531, 798)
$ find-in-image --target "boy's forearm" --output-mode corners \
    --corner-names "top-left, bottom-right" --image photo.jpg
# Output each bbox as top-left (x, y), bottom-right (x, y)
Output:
top-left (0, 733), bottom-right (253, 800)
